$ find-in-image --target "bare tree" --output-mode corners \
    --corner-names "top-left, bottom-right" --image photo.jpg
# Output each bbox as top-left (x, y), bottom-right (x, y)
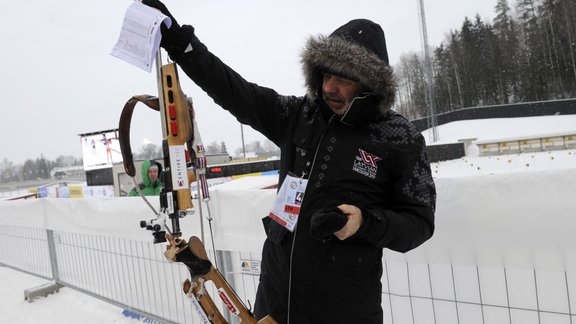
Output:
top-left (136, 143), bottom-right (162, 160)
top-left (206, 141), bottom-right (222, 154)
top-left (263, 139), bottom-right (279, 152)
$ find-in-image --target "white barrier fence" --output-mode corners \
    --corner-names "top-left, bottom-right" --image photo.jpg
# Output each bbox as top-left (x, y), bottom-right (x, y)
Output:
top-left (1, 167), bottom-right (576, 323)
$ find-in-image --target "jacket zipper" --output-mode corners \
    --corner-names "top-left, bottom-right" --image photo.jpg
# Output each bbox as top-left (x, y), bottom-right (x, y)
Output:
top-left (286, 114), bottom-right (336, 323)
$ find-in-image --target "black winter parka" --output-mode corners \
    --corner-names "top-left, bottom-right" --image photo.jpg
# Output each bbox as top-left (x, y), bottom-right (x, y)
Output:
top-left (169, 22), bottom-right (435, 324)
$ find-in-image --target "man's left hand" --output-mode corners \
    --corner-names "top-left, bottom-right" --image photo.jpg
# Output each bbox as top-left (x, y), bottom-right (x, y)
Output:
top-left (334, 204), bottom-right (363, 240)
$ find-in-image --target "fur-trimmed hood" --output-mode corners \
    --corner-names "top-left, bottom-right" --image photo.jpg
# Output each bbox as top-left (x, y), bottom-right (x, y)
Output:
top-left (301, 19), bottom-right (397, 116)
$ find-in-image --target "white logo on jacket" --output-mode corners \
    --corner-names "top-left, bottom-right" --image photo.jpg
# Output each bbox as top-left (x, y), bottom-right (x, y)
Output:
top-left (353, 149), bottom-right (381, 179)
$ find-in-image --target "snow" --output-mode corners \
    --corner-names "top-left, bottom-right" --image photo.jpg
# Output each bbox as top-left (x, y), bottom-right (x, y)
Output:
top-left (422, 114), bottom-right (576, 177)
top-left (210, 173), bottom-right (278, 190)
top-left (422, 114), bottom-right (576, 145)
top-left (1, 114), bottom-right (575, 323)
top-left (0, 266), bottom-right (138, 324)
top-left (431, 149), bottom-right (576, 178)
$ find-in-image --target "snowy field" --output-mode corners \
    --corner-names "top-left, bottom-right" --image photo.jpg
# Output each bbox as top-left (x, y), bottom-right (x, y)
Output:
top-left (1, 114), bottom-right (575, 323)
top-left (0, 266), bottom-right (138, 323)
top-left (431, 149), bottom-right (576, 178)
top-left (425, 114), bottom-right (576, 177)
top-left (422, 114), bottom-right (576, 146)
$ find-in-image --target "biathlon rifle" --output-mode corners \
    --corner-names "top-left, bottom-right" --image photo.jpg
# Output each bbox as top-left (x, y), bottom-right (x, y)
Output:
top-left (118, 53), bottom-right (276, 323)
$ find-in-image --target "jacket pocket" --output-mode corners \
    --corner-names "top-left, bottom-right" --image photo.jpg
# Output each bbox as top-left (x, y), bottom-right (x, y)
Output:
top-left (262, 216), bottom-right (288, 244)
top-left (325, 240), bottom-right (383, 286)
top-left (315, 241), bottom-right (383, 314)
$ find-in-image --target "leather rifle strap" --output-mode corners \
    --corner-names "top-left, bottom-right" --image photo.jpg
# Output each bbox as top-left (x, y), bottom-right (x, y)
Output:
top-left (118, 95), bottom-right (160, 177)
top-left (118, 95), bottom-right (196, 177)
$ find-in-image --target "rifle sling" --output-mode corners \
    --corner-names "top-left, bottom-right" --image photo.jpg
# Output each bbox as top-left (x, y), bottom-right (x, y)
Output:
top-left (118, 95), bottom-right (159, 177)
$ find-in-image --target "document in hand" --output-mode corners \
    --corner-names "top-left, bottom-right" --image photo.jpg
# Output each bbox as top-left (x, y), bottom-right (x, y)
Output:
top-left (111, 1), bottom-right (172, 72)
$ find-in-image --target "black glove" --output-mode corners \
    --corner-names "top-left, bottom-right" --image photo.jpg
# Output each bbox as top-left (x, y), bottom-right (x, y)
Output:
top-left (310, 207), bottom-right (348, 240)
top-left (142, 0), bottom-right (188, 59)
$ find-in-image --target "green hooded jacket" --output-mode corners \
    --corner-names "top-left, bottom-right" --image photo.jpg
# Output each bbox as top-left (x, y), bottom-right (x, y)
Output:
top-left (128, 160), bottom-right (163, 196)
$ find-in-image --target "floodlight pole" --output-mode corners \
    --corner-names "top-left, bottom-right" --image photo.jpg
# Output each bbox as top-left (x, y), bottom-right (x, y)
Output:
top-left (240, 123), bottom-right (246, 158)
top-left (417, 0), bottom-right (439, 142)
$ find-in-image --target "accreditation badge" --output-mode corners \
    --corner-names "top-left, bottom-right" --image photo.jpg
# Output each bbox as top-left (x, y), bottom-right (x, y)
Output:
top-left (268, 173), bottom-right (308, 232)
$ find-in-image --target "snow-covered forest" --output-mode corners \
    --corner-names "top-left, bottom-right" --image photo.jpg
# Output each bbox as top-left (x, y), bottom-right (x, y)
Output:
top-left (395, 0), bottom-right (576, 119)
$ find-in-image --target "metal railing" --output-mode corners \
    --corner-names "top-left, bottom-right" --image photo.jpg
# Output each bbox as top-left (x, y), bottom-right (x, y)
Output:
top-left (1, 223), bottom-right (575, 324)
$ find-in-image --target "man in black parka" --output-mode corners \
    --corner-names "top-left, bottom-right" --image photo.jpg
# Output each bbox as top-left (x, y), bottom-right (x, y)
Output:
top-left (142, 1), bottom-right (436, 323)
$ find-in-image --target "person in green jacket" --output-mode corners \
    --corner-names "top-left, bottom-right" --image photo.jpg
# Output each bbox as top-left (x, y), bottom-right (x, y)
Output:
top-left (128, 160), bottom-right (163, 196)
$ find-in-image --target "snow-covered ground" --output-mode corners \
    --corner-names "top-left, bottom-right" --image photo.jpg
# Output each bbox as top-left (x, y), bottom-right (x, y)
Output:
top-left (424, 113), bottom-right (576, 177)
top-left (1, 114), bottom-right (575, 323)
top-left (431, 149), bottom-right (576, 178)
top-left (0, 266), bottom-right (138, 323)
top-left (422, 114), bottom-right (576, 146)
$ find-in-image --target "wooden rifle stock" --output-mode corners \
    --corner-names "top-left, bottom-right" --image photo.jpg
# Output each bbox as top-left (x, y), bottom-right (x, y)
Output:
top-left (119, 61), bottom-right (276, 323)
top-left (159, 63), bottom-right (194, 223)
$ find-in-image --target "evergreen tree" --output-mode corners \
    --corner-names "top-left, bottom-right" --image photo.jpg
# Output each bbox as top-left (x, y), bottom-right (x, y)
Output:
top-left (458, 17), bottom-right (480, 107)
top-left (516, 0), bottom-right (550, 101)
top-left (540, 0), bottom-right (576, 97)
top-left (494, 0), bottom-right (520, 103)
top-left (21, 159), bottom-right (37, 181)
top-left (559, 0), bottom-right (576, 88)
top-left (392, 0), bottom-right (576, 119)
top-left (37, 155), bottom-right (49, 179)
top-left (433, 44), bottom-right (457, 112)
top-left (473, 16), bottom-right (501, 105)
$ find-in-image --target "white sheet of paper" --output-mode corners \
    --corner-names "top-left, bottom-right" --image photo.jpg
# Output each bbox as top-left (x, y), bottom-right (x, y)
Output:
top-left (110, 1), bottom-right (172, 72)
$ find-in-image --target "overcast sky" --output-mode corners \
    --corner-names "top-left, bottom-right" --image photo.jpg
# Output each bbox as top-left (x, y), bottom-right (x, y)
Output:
top-left (0, 0), bottom-right (498, 165)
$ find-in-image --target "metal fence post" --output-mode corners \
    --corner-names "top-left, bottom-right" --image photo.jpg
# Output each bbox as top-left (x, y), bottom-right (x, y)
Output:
top-left (46, 229), bottom-right (61, 281)
top-left (23, 229), bottom-right (64, 302)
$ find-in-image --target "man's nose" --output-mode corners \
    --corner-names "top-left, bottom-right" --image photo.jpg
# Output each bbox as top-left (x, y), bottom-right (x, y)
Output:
top-left (323, 76), bottom-right (337, 93)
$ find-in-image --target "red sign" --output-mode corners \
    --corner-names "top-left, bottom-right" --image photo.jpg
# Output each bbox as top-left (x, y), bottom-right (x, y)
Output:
top-left (284, 204), bottom-right (300, 214)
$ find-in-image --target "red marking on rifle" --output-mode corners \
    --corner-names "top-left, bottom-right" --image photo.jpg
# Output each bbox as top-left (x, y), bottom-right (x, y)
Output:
top-left (218, 289), bottom-right (240, 315)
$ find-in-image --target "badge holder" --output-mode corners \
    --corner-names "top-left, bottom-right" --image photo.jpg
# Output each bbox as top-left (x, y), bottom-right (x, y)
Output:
top-left (268, 173), bottom-right (308, 231)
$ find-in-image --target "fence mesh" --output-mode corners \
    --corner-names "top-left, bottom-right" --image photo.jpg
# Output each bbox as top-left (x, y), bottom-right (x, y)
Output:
top-left (1, 224), bottom-right (575, 324)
